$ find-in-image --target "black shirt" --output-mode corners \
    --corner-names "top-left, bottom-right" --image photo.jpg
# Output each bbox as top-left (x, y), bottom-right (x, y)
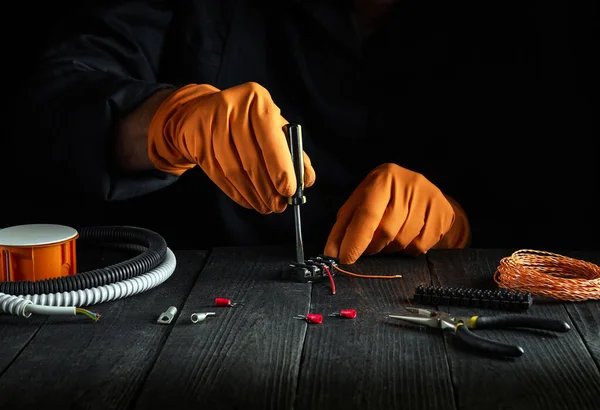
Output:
top-left (5, 0), bottom-right (598, 251)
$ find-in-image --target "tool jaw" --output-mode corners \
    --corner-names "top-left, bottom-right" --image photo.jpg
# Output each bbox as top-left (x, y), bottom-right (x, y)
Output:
top-left (430, 311), bottom-right (459, 330)
top-left (389, 308), bottom-right (458, 330)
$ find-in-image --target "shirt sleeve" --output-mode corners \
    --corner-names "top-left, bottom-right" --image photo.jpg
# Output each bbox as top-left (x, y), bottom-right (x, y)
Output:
top-left (18, 0), bottom-right (179, 201)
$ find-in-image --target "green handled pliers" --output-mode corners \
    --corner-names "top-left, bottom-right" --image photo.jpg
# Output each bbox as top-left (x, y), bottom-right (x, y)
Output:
top-left (389, 307), bottom-right (571, 358)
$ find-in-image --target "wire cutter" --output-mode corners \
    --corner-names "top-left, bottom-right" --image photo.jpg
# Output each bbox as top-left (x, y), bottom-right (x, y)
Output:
top-left (389, 307), bottom-right (571, 358)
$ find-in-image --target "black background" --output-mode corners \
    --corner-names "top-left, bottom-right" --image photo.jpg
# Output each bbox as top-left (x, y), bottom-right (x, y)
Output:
top-left (1, 0), bottom-right (598, 251)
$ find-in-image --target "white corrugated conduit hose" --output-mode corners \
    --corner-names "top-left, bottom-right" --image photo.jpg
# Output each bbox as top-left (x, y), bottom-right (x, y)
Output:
top-left (0, 226), bottom-right (176, 320)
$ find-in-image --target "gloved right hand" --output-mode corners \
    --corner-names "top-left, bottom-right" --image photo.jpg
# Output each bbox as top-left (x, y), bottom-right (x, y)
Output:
top-left (147, 82), bottom-right (316, 214)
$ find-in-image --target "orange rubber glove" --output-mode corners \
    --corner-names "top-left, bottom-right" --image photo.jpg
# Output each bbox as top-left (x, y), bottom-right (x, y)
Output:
top-left (324, 163), bottom-right (470, 264)
top-left (147, 82), bottom-right (316, 214)
top-left (433, 195), bottom-right (471, 250)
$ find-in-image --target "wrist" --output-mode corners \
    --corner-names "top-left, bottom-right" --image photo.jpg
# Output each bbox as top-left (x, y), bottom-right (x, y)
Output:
top-left (115, 87), bottom-right (177, 171)
top-left (434, 195), bottom-right (471, 249)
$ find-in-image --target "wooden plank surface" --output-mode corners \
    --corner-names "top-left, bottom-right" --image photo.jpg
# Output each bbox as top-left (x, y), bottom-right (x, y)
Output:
top-left (566, 300), bottom-right (600, 369)
top-left (294, 255), bottom-right (456, 410)
top-left (0, 310), bottom-right (47, 377)
top-left (2, 246), bottom-right (597, 410)
top-left (131, 246), bottom-right (312, 410)
top-left (427, 249), bottom-right (600, 410)
top-left (562, 251), bottom-right (600, 369)
top-left (0, 249), bottom-right (206, 410)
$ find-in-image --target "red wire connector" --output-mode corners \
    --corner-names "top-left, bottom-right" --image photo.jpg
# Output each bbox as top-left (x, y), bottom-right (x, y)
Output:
top-left (215, 297), bottom-right (242, 307)
top-left (329, 309), bottom-right (357, 319)
top-left (293, 313), bottom-right (323, 324)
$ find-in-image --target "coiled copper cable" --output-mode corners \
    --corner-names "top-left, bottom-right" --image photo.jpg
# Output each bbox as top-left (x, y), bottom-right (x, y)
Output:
top-left (494, 249), bottom-right (600, 301)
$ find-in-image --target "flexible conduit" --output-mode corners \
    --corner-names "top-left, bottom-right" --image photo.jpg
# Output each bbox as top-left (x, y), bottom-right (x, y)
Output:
top-left (0, 226), bottom-right (176, 318)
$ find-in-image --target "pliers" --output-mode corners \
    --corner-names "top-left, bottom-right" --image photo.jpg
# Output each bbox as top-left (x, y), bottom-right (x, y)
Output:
top-left (389, 307), bottom-right (571, 358)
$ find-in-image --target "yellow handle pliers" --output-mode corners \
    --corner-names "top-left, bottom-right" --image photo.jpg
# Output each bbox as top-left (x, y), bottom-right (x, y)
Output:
top-left (389, 307), bottom-right (570, 358)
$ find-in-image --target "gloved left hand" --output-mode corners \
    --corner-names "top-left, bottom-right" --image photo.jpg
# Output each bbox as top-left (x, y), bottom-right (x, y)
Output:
top-left (324, 163), bottom-right (469, 264)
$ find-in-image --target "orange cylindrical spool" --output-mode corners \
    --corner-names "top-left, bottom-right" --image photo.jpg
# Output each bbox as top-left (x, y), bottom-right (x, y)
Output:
top-left (0, 224), bottom-right (79, 282)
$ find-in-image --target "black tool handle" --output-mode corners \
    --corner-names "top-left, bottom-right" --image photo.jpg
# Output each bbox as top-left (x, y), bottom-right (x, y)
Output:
top-left (286, 123), bottom-right (305, 206)
top-left (475, 315), bottom-right (571, 333)
top-left (455, 324), bottom-right (525, 358)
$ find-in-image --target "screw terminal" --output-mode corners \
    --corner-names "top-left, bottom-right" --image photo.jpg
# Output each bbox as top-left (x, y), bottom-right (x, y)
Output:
top-left (413, 285), bottom-right (533, 311)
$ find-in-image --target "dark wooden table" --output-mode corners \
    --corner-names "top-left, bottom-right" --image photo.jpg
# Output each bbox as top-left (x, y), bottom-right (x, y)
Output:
top-left (1, 247), bottom-right (598, 410)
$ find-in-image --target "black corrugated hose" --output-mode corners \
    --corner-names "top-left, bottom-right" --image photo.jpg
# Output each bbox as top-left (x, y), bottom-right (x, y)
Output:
top-left (0, 226), bottom-right (167, 295)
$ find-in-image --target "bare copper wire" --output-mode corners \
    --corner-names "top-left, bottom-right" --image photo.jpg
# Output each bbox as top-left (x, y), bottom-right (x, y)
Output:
top-left (494, 249), bottom-right (600, 301)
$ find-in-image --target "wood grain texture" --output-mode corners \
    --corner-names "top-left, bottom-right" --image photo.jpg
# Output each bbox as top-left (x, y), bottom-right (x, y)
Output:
top-left (566, 300), bottom-right (600, 369)
top-left (0, 249), bottom-right (206, 410)
top-left (562, 251), bottom-right (600, 370)
top-left (0, 314), bottom-right (47, 376)
top-left (427, 249), bottom-right (600, 410)
top-left (131, 246), bottom-right (312, 410)
top-left (294, 254), bottom-right (456, 410)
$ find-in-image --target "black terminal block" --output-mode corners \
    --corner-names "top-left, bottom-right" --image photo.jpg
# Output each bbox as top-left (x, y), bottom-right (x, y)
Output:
top-left (282, 255), bottom-right (339, 283)
top-left (413, 284), bottom-right (534, 311)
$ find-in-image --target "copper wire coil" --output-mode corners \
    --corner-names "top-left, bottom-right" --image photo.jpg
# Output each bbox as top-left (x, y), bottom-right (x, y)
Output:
top-left (494, 249), bottom-right (600, 301)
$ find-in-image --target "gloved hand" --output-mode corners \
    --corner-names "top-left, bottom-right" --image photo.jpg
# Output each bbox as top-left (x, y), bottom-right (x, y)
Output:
top-left (147, 82), bottom-right (316, 214)
top-left (324, 163), bottom-right (470, 264)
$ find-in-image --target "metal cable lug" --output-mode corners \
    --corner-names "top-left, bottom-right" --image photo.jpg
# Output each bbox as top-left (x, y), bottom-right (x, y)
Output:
top-left (157, 306), bottom-right (177, 324)
top-left (190, 312), bottom-right (216, 323)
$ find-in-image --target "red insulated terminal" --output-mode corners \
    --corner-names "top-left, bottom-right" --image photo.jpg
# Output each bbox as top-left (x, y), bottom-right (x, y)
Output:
top-left (329, 309), bottom-right (357, 319)
top-left (215, 297), bottom-right (242, 307)
top-left (306, 313), bottom-right (323, 323)
top-left (293, 313), bottom-right (323, 324)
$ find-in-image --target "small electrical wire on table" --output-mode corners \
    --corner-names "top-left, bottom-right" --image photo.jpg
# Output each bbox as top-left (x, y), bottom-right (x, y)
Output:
top-left (75, 307), bottom-right (101, 321)
top-left (332, 265), bottom-right (402, 280)
top-left (282, 255), bottom-right (402, 295)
